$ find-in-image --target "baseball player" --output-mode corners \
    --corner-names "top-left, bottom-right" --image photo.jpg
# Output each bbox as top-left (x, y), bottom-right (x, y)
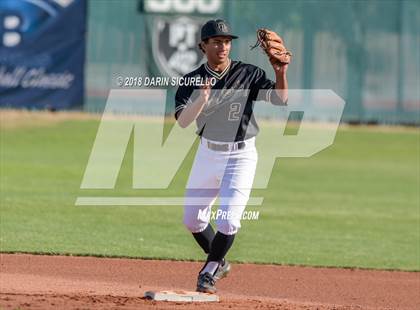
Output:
top-left (174, 19), bottom-right (290, 293)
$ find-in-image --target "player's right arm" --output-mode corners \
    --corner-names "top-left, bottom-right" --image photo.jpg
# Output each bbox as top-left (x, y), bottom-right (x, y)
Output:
top-left (175, 81), bottom-right (211, 128)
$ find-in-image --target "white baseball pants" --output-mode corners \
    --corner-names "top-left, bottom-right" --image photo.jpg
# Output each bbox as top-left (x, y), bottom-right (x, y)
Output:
top-left (183, 137), bottom-right (258, 235)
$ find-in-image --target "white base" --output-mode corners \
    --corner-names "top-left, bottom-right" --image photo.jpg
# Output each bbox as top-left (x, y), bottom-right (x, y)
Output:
top-left (144, 290), bottom-right (219, 302)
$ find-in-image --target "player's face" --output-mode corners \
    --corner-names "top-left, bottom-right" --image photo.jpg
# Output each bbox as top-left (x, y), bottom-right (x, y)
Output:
top-left (203, 36), bottom-right (232, 64)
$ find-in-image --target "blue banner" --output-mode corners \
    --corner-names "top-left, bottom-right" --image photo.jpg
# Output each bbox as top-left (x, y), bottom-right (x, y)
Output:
top-left (0, 0), bottom-right (86, 110)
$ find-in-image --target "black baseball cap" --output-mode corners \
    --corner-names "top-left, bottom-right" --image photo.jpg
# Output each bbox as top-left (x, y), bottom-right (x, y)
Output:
top-left (200, 19), bottom-right (238, 41)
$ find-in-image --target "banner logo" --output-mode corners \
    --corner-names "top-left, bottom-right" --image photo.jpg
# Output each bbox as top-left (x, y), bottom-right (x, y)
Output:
top-left (152, 16), bottom-right (205, 77)
top-left (0, 0), bottom-right (67, 47)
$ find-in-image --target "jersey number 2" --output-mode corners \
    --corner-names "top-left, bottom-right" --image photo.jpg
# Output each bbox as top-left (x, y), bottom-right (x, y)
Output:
top-left (228, 102), bottom-right (241, 121)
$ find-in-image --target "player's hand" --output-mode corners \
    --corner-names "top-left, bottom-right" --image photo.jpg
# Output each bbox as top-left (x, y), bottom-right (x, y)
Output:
top-left (199, 78), bottom-right (211, 104)
top-left (270, 57), bottom-right (288, 75)
top-left (272, 64), bottom-right (289, 75)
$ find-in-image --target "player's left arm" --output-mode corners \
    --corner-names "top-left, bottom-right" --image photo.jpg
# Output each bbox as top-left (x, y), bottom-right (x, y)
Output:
top-left (253, 66), bottom-right (287, 106)
top-left (273, 64), bottom-right (288, 104)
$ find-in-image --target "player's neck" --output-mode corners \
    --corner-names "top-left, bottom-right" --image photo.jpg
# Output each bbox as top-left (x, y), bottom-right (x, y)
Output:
top-left (207, 58), bottom-right (230, 72)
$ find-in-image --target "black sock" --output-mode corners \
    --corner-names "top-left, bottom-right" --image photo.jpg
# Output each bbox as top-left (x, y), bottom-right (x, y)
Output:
top-left (207, 231), bottom-right (235, 263)
top-left (192, 224), bottom-right (215, 254)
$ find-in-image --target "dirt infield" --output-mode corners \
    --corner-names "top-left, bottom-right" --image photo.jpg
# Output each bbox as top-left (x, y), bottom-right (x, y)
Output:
top-left (1, 254), bottom-right (419, 309)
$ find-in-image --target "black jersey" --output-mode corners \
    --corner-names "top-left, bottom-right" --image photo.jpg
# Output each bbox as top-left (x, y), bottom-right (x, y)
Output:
top-left (175, 60), bottom-right (284, 142)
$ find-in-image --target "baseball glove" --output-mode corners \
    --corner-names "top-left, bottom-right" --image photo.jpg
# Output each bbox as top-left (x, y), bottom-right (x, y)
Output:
top-left (250, 28), bottom-right (292, 67)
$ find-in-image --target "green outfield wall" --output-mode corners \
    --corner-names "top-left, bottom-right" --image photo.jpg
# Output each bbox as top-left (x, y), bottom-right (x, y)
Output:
top-left (85, 0), bottom-right (419, 124)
